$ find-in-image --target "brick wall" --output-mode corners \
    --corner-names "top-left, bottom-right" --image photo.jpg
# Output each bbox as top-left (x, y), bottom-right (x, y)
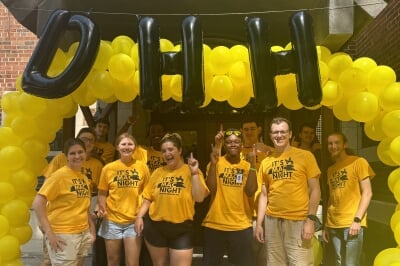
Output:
top-left (0, 4), bottom-right (38, 91)
top-left (343, 0), bottom-right (400, 78)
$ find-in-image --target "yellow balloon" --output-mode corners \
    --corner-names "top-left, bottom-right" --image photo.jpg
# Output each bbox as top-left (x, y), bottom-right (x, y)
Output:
top-left (0, 182), bottom-right (16, 204)
top-left (391, 211), bottom-right (400, 232)
top-left (276, 74), bottom-right (302, 110)
top-left (203, 44), bottom-right (212, 62)
top-left (47, 48), bottom-right (67, 77)
top-left (9, 225), bottom-right (32, 245)
top-left (0, 146), bottom-right (27, 171)
top-left (390, 136), bottom-right (400, 165)
top-left (209, 75), bottom-right (233, 102)
top-left (0, 127), bottom-right (21, 149)
top-left (374, 248), bottom-right (400, 266)
top-left (316, 45), bottom-right (331, 63)
top-left (363, 112), bottom-right (387, 141)
top-left (88, 70), bottom-right (115, 99)
top-left (111, 35), bottom-right (134, 55)
top-left (93, 40), bottom-right (114, 70)
top-left (388, 168), bottom-right (400, 192)
top-left (321, 80), bottom-right (342, 106)
top-left (169, 75), bottom-right (182, 99)
top-left (227, 84), bottom-right (252, 108)
top-left (319, 60), bottom-right (329, 87)
top-left (208, 46), bottom-right (233, 75)
top-left (271, 45), bottom-right (284, 52)
top-left (332, 98), bottom-right (352, 121)
top-left (228, 61), bottom-right (248, 86)
top-left (17, 93), bottom-right (47, 117)
top-left (160, 38), bottom-right (175, 52)
top-left (328, 53), bottom-right (353, 81)
top-left (380, 82), bottom-right (400, 112)
top-left (377, 137), bottom-right (398, 167)
top-left (347, 92), bottom-right (379, 122)
top-left (71, 77), bottom-right (97, 107)
top-left (10, 115), bottom-right (39, 139)
top-left (130, 43), bottom-right (139, 70)
top-left (367, 65), bottom-right (397, 96)
top-left (353, 57), bottom-right (377, 74)
top-left (0, 199), bottom-right (30, 227)
top-left (382, 110), bottom-right (400, 138)
top-left (230, 45), bottom-right (249, 63)
top-left (108, 53), bottom-right (136, 81)
top-left (0, 215), bottom-right (10, 238)
top-left (338, 67), bottom-right (368, 97)
top-left (161, 75), bottom-right (173, 101)
top-left (0, 235), bottom-right (20, 262)
top-left (10, 169), bottom-right (37, 194)
top-left (1, 91), bottom-right (21, 115)
top-left (112, 76), bottom-right (139, 103)
top-left (66, 42), bottom-right (79, 60)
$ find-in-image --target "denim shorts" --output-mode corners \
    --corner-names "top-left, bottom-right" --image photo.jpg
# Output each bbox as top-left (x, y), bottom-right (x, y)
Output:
top-left (97, 219), bottom-right (139, 240)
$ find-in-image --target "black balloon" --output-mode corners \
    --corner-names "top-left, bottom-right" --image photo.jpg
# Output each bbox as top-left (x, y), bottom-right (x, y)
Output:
top-left (246, 17), bottom-right (278, 112)
top-left (181, 16), bottom-right (204, 108)
top-left (22, 9), bottom-right (100, 98)
top-left (289, 11), bottom-right (322, 106)
top-left (138, 16), bottom-right (162, 110)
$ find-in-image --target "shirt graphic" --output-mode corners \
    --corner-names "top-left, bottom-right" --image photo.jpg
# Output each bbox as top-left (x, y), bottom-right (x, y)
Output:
top-left (70, 178), bottom-right (90, 198)
top-left (268, 157), bottom-right (295, 180)
top-left (329, 168), bottom-right (348, 189)
top-left (157, 176), bottom-right (186, 195)
top-left (147, 155), bottom-right (167, 172)
top-left (219, 167), bottom-right (245, 186)
top-left (113, 169), bottom-right (141, 187)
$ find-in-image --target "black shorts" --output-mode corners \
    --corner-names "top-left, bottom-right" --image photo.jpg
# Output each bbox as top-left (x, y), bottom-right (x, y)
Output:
top-left (203, 227), bottom-right (254, 266)
top-left (143, 216), bottom-right (193, 250)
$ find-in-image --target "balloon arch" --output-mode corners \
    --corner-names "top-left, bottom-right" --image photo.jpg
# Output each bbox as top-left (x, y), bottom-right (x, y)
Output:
top-left (0, 9), bottom-right (400, 265)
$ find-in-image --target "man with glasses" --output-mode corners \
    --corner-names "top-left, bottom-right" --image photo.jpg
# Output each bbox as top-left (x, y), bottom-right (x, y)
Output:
top-left (255, 117), bottom-right (321, 265)
top-left (202, 128), bottom-right (258, 266)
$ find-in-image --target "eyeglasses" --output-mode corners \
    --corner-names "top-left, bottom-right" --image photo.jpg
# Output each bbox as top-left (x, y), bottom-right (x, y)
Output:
top-left (79, 137), bottom-right (95, 143)
top-left (224, 130), bottom-right (242, 137)
top-left (270, 130), bottom-right (289, 136)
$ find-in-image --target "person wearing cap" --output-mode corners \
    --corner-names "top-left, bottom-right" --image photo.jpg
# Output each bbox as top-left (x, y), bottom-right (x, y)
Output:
top-left (202, 128), bottom-right (258, 265)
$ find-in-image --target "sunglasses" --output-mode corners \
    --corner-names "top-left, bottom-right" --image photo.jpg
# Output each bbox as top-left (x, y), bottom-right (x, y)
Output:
top-left (224, 130), bottom-right (242, 137)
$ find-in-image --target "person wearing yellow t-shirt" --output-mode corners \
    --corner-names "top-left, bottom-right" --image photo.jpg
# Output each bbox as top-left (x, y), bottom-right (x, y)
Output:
top-left (255, 117), bottom-right (321, 265)
top-left (202, 128), bottom-right (258, 266)
top-left (134, 133), bottom-right (209, 266)
top-left (96, 133), bottom-right (150, 266)
top-left (240, 119), bottom-right (273, 266)
top-left (93, 118), bottom-right (116, 164)
top-left (144, 122), bottom-right (166, 173)
top-left (33, 138), bottom-right (96, 265)
top-left (322, 132), bottom-right (374, 265)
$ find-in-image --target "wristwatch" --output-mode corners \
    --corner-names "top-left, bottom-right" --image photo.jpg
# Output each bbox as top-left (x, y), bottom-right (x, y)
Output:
top-left (307, 214), bottom-right (319, 223)
top-left (353, 217), bottom-right (361, 223)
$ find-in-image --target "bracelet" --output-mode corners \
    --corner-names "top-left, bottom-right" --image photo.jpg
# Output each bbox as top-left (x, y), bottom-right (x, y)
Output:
top-left (249, 167), bottom-right (257, 172)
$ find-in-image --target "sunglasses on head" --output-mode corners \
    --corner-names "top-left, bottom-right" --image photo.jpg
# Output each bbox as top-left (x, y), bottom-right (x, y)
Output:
top-left (224, 130), bottom-right (242, 137)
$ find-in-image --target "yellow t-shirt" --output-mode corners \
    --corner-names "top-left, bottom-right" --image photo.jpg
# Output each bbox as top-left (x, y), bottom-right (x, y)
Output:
top-left (144, 146), bottom-right (166, 173)
top-left (143, 164), bottom-right (208, 223)
top-left (326, 156), bottom-right (375, 228)
top-left (38, 166), bottom-right (91, 233)
top-left (241, 147), bottom-right (269, 217)
top-left (133, 146), bottom-right (148, 163)
top-left (258, 147), bottom-right (321, 220)
top-left (94, 141), bottom-right (116, 164)
top-left (202, 156), bottom-right (253, 231)
top-left (97, 159), bottom-right (150, 224)
top-left (42, 153), bottom-right (103, 191)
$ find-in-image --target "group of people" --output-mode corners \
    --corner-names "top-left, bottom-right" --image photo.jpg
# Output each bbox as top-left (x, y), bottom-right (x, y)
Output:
top-left (32, 115), bottom-right (373, 266)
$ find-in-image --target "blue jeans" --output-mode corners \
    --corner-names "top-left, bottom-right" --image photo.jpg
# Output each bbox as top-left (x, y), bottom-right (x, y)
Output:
top-left (328, 227), bottom-right (364, 266)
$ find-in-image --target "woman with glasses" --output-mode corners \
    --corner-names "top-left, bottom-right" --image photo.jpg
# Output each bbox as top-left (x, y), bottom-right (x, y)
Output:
top-left (134, 133), bottom-right (209, 266)
top-left (202, 128), bottom-right (258, 266)
top-left (33, 138), bottom-right (96, 265)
